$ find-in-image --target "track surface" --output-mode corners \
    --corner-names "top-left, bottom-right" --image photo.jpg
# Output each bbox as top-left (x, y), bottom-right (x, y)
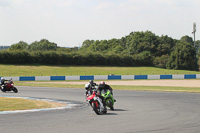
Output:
top-left (1, 86), bottom-right (200, 133)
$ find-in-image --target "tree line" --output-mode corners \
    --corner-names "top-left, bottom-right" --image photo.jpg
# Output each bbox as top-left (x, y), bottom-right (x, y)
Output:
top-left (0, 31), bottom-right (199, 71)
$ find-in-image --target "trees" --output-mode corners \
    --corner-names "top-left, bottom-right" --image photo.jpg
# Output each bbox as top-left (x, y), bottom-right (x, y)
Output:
top-left (153, 55), bottom-right (170, 68)
top-left (125, 31), bottom-right (159, 55)
top-left (195, 40), bottom-right (200, 55)
top-left (180, 35), bottom-right (194, 45)
top-left (9, 39), bottom-right (58, 51)
top-left (28, 39), bottom-right (57, 51)
top-left (9, 41), bottom-right (28, 51)
top-left (1, 31), bottom-right (199, 70)
top-left (81, 40), bottom-right (95, 49)
top-left (156, 35), bottom-right (176, 56)
top-left (166, 41), bottom-right (197, 70)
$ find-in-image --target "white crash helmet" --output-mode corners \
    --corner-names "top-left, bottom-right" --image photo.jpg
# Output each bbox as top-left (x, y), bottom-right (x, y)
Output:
top-left (85, 83), bottom-right (90, 90)
top-left (1, 77), bottom-right (4, 81)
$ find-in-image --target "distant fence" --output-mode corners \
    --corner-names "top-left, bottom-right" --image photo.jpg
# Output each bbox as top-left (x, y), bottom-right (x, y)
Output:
top-left (1, 74), bottom-right (200, 81)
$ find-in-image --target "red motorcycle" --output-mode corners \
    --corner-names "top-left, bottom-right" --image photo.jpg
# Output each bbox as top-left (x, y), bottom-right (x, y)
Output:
top-left (1, 79), bottom-right (18, 93)
top-left (86, 87), bottom-right (106, 115)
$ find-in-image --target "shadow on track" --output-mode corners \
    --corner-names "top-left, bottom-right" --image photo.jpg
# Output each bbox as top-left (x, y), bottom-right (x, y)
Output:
top-left (113, 109), bottom-right (128, 111)
top-left (104, 113), bottom-right (118, 115)
top-left (104, 108), bottom-right (128, 115)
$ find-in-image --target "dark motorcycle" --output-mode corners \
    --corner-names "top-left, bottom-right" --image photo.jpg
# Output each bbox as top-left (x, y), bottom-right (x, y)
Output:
top-left (1, 79), bottom-right (18, 93)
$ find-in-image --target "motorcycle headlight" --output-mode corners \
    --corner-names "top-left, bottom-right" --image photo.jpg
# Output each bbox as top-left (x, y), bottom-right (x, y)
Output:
top-left (11, 83), bottom-right (14, 86)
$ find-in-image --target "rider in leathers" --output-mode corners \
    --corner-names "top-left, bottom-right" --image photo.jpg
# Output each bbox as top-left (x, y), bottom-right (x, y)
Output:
top-left (85, 80), bottom-right (96, 97)
top-left (98, 81), bottom-right (113, 95)
top-left (98, 81), bottom-right (116, 102)
top-left (0, 77), bottom-right (8, 90)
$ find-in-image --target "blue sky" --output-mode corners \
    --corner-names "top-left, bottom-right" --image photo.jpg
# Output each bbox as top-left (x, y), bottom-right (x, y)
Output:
top-left (0, 0), bottom-right (200, 47)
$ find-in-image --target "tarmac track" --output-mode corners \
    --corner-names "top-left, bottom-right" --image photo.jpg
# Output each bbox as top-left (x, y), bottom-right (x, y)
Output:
top-left (1, 86), bottom-right (200, 133)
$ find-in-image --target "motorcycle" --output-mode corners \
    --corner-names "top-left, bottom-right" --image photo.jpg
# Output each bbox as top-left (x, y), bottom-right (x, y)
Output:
top-left (0, 79), bottom-right (18, 93)
top-left (101, 89), bottom-right (114, 110)
top-left (86, 87), bottom-right (107, 115)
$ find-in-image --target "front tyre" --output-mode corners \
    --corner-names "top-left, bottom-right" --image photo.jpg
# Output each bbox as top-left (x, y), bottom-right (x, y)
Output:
top-left (92, 102), bottom-right (101, 115)
top-left (107, 100), bottom-right (114, 110)
top-left (12, 87), bottom-right (18, 93)
top-left (1, 87), bottom-right (6, 92)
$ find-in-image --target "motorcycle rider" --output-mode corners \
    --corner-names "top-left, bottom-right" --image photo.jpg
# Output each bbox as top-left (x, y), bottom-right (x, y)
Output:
top-left (98, 81), bottom-right (116, 102)
top-left (1, 77), bottom-right (8, 90)
top-left (85, 80), bottom-right (97, 96)
top-left (89, 80), bottom-right (96, 88)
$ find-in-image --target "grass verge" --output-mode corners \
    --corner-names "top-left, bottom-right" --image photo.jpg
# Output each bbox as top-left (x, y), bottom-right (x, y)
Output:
top-left (0, 97), bottom-right (65, 111)
top-left (1, 64), bottom-right (200, 76)
top-left (112, 85), bottom-right (200, 93)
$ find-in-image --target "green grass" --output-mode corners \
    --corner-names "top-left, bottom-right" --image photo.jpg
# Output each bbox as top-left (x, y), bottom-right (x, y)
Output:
top-left (1, 64), bottom-right (200, 76)
top-left (112, 85), bottom-right (200, 93)
top-left (15, 81), bottom-right (84, 88)
top-left (0, 97), bottom-right (65, 111)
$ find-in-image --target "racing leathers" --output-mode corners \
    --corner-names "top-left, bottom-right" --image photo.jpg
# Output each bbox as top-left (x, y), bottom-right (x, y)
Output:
top-left (98, 84), bottom-right (113, 95)
top-left (85, 82), bottom-right (97, 97)
top-left (1, 79), bottom-right (8, 90)
top-left (96, 84), bottom-right (114, 110)
top-left (98, 83), bottom-right (116, 103)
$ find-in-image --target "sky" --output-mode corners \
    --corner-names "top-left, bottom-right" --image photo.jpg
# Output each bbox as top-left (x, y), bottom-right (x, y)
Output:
top-left (0, 0), bottom-right (200, 47)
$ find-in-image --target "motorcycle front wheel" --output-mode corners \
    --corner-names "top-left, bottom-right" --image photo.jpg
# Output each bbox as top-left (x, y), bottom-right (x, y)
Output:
top-left (0, 88), bottom-right (6, 92)
top-left (92, 102), bottom-right (101, 115)
top-left (107, 100), bottom-right (114, 110)
top-left (12, 87), bottom-right (18, 93)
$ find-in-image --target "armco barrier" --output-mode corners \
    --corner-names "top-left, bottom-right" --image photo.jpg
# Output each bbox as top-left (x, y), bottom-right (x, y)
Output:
top-left (1, 74), bottom-right (200, 81)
